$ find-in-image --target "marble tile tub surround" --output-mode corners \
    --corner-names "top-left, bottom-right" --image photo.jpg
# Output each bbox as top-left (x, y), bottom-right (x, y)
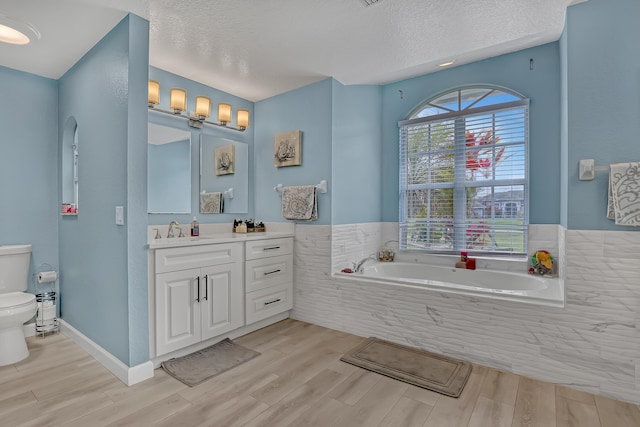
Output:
top-left (332, 223), bottom-right (564, 276)
top-left (295, 225), bottom-right (640, 403)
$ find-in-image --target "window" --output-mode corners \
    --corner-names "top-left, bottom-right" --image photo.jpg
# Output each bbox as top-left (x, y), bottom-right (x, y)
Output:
top-left (399, 86), bottom-right (528, 255)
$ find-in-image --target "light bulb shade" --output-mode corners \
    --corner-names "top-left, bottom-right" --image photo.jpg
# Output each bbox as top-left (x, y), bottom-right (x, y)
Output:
top-left (148, 80), bottom-right (160, 106)
top-left (195, 96), bottom-right (211, 119)
top-left (170, 88), bottom-right (187, 113)
top-left (237, 109), bottom-right (250, 129)
top-left (218, 103), bottom-right (232, 124)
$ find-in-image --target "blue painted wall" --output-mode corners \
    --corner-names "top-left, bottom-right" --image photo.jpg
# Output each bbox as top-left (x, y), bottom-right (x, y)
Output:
top-left (58, 15), bottom-right (149, 366)
top-left (560, 20), bottom-right (569, 228)
top-left (563, 0), bottom-right (640, 230)
top-left (381, 43), bottom-right (562, 224)
top-left (148, 67), bottom-right (254, 226)
top-left (254, 79), bottom-right (333, 225)
top-left (125, 14), bottom-right (151, 366)
top-left (331, 81), bottom-right (383, 224)
top-left (0, 67), bottom-right (59, 295)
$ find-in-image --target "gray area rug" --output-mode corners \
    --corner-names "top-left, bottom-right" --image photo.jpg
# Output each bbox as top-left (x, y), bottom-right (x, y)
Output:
top-left (341, 337), bottom-right (472, 397)
top-left (161, 338), bottom-right (260, 387)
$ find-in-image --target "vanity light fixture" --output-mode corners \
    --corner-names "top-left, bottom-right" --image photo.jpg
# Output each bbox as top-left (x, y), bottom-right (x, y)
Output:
top-left (236, 109), bottom-right (249, 131)
top-left (218, 103), bottom-right (232, 126)
top-left (148, 80), bottom-right (160, 107)
top-left (169, 88), bottom-right (187, 114)
top-left (195, 96), bottom-right (211, 119)
top-left (147, 80), bottom-right (249, 132)
top-left (438, 60), bottom-right (455, 67)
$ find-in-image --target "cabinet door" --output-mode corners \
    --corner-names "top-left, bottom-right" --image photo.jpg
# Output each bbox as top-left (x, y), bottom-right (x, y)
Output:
top-left (200, 262), bottom-right (244, 341)
top-left (156, 268), bottom-right (201, 356)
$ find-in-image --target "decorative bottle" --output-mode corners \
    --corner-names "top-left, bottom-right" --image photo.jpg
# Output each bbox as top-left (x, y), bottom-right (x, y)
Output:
top-left (191, 217), bottom-right (199, 237)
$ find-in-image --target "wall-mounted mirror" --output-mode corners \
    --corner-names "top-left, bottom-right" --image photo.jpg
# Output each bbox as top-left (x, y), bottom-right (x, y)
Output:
top-left (147, 123), bottom-right (192, 214)
top-left (200, 134), bottom-right (248, 214)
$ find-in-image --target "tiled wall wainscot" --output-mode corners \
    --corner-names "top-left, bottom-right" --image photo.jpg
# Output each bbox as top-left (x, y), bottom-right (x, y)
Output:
top-left (292, 224), bottom-right (640, 404)
top-left (331, 223), bottom-right (383, 272)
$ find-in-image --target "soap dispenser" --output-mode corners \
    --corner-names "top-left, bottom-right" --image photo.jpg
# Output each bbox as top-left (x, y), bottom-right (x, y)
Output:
top-left (191, 217), bottom-right (199, 237)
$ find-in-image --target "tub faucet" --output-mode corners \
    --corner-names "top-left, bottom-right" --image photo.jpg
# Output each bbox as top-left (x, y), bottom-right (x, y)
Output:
top-left (167, 220), bottom-right (182, 238)
top-left (355, 255), bottom-right (377, 273)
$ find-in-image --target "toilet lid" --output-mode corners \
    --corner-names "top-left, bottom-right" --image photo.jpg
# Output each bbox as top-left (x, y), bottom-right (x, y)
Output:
top-left (0, 292), bottom-right (36, 309)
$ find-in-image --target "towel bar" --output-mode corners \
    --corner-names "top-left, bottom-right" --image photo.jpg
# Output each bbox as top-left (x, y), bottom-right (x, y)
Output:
top-left (579, 159), bottom-right (609, 181)
top-left (274, 180), bottom-right (328, 194)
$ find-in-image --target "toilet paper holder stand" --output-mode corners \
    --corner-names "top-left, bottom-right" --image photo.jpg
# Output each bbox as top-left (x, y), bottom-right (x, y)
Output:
top-left (33, 263), bottom-right (59, 336)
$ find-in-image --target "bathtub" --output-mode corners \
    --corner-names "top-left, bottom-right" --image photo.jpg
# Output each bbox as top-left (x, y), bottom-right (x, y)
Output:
top-left (336, 262), bottom-right (564, 307)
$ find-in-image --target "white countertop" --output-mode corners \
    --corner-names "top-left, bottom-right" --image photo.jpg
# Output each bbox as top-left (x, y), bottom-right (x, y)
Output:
top-left (147, 231), bottom-right (295, 250)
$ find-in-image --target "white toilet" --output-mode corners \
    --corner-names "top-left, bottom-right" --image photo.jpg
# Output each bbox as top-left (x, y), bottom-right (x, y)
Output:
top-left (0, 244), bottom-right (37, 366)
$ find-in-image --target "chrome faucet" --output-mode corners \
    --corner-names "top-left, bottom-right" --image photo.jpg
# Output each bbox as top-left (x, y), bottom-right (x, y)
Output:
top-left (167, 220), bottom-right (183, 238)
top-left (355, 255), bottom-right (377, 273)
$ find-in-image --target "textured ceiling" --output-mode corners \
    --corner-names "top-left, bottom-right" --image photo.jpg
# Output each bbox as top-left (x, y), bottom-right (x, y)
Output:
top-left (1, 0), bottom-right (582, 102)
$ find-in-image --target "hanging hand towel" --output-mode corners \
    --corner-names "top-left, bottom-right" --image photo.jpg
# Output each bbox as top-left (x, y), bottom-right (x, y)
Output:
top-left (607, 162), bottom-right (640, 226)
top-left (281, 185), bottom-right (318, 221)
top-left (200, 192), bottom-right (223, 214)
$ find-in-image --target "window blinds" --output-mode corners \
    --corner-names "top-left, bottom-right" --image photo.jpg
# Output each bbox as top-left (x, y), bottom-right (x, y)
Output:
top-left (399, 100), bottom-right (529, 255)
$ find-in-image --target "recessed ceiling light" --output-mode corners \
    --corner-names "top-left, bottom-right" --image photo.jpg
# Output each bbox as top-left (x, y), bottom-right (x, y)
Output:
top-left (0, 14), bottom-right (40, 45)
top-left (438, 60), bottom-right (455, 67)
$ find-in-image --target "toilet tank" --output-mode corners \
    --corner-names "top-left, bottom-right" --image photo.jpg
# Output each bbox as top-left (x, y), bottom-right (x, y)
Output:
top-left (0, 245), bottom-right (32, 293)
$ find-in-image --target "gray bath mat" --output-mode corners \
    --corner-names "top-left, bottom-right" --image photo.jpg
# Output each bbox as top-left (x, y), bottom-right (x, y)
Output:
top-left (161, 338), bottom-right (260, 387)
top-left (341, 337), bottom-right (472, 397)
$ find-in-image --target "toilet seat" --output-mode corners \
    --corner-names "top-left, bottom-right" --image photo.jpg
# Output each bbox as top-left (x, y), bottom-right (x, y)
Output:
top-left (0, 292), bottom-right (36, 310)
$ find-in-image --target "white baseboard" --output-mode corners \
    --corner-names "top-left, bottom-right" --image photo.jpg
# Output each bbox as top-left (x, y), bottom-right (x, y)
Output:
top-left (59, 319), bottom-right (154, 386)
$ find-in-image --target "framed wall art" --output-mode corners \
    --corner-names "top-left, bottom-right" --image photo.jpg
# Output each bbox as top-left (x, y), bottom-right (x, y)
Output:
top-left (274, 130), bottom-right (301, 167)
top-left (215, 144), bottom-right (235, 175)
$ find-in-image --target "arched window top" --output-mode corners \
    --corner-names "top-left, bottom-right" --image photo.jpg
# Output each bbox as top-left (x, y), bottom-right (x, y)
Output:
top-left (398, 84), bottom-right (529, 256)
top-left (409, 86), bottom-right (526, 120)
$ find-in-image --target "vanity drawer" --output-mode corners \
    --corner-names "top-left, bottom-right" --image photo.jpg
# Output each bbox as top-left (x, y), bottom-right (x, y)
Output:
top-left (245, 238), bottom-right (293, 260)
top-left (245, 255), bottom-right (293, 293)
top-left (155, 243), bottom-right (242, 273)
top-left (246, 283), bottom-right (292, 325)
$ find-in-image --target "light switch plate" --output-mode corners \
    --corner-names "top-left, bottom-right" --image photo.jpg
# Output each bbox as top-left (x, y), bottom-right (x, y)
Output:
top-left (115, 206), bottom-right (124, 225)
top-left (579, 159), bottom-right (595, 181)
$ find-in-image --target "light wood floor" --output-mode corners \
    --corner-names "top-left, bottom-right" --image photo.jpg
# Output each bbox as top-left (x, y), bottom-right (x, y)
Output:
top-left (2, 320), bottom-right (640, 426)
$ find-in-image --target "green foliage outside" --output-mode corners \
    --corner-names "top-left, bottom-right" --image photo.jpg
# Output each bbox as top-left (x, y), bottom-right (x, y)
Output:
top-left (404, 120), bottom-right (525, 253)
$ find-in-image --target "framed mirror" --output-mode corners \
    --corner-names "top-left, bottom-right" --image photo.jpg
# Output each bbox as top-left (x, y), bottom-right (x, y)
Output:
top-left (147, 123), bottom-right (192, 214)
top-left (200, 134), bottom-right (248, 214)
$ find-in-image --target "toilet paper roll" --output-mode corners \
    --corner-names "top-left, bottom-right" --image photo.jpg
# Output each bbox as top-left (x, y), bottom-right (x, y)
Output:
top-left (38, 304), bottom-right (56, 321)
top-left (37, 271), bottom-right (58, 284)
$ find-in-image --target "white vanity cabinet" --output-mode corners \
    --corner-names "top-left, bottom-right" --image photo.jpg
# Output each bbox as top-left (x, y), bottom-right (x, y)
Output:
top-left (244, 238), bottom-right (293, 324)
top-left (154, 243), bottom-right (243, 356)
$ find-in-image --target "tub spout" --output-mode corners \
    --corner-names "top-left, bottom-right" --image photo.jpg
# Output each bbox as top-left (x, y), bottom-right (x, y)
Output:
top-left (355, 255), bottom-right (377, 273)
